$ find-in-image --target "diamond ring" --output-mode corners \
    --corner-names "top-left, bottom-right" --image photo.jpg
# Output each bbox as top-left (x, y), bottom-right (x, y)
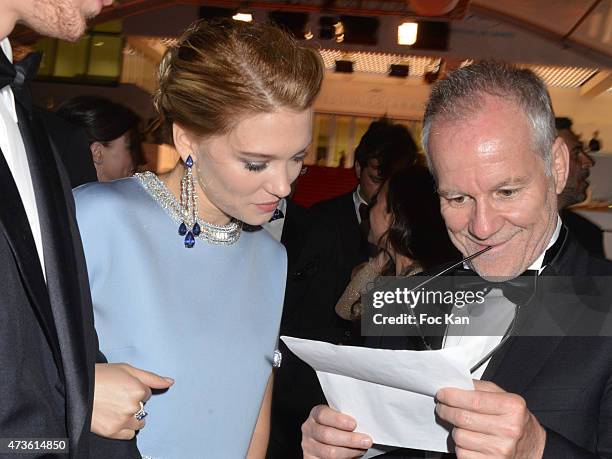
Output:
top-left (134, 401), bottom-right (147, 421)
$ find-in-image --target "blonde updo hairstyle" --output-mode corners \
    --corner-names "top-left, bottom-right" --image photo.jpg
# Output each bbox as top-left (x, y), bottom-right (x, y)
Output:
top-left (154, 19), bottom-right (324, 143)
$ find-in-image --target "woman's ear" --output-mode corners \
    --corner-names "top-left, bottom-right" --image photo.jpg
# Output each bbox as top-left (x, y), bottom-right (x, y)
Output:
top-left (90, 142), bottom-right (104, 165)
top-left (172, 123), bottom-right (197, 164)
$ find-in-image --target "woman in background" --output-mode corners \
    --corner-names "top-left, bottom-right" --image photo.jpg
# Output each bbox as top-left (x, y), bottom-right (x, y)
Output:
top-left (57, 96), bottom-right (144, 181)
top-left (336, 164), bottom-right (460, 322)
top-left (74, 20), bottom-right (323, 458)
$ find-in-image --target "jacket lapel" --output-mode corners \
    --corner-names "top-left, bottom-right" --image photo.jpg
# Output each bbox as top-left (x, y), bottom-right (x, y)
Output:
top-left (17, 105), bottom-right (91, 453)
top-left (482, 231), bottom-right (578, 389)
top-left (484, 336), bottom-right (562, 394)
top-left (0, 146), bottom-right (64, 374)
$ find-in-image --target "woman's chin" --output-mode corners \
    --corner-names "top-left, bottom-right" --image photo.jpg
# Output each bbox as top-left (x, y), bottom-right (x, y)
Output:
top-left (241, 215), bottom-right (271, 227)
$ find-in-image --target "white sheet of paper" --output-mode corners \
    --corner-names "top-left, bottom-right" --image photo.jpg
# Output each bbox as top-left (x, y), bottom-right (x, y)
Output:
top-left (281, 336), bottom-right (474, 453)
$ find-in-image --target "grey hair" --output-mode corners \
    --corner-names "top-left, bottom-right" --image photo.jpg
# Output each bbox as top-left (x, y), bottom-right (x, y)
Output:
top-left (421, 60), bottom-right (557, 178)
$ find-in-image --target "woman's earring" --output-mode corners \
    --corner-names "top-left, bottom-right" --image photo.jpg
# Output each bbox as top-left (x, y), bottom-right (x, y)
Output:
top-left (178, 155), bottom-right (201, 248)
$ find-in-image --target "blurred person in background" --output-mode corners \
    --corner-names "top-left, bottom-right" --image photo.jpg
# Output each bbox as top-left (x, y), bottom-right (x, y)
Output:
top-left (57, 95), bottom-right (144, 182)
top-left (313, 118), bottom-right (419, 302)
top-left (336, 164), bottom-right (460, 324)
top-left (556, 117), bottom-right (604, 258)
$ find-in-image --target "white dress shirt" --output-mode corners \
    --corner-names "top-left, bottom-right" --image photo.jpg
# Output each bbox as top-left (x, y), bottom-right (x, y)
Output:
top-left (0, 38), bottom-right (46, 278)
top-left (443, 216), bottom-right (562, 379)
top-left (352, 185), bottom-right (368, 224)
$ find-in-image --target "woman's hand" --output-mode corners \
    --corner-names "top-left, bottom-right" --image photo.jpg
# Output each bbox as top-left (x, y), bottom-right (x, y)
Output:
top-left (91, 363), bottom-right (174, 439)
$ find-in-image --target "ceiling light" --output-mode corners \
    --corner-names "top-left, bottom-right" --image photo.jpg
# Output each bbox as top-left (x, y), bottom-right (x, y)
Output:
top-left (232, 12), bottom-right (253, 22)
top-left (398, 22), bottom-right (418, 46)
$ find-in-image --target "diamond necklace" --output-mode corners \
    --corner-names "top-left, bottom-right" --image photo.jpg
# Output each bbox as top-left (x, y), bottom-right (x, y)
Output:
top-left (135, 171), bottom-right (242, 245)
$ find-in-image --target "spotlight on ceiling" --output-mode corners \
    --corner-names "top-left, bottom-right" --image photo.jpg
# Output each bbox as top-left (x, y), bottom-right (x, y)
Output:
top-left (389, 64), bottom-right (409, 78)
top-left (398, 22), bottom-right (418, 46)
top-left (335, 60), bottom-right (354, 73)
top-left (232, 12), bottom-right (253, 22)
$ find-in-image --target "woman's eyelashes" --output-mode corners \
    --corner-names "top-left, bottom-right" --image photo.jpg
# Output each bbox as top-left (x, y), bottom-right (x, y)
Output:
top-left (244, 161), bottom-right (267, 172)
top-left (242, 155), bottom-right (306, 173)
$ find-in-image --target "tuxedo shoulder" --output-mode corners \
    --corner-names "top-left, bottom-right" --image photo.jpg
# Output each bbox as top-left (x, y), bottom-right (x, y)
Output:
top-left (585, 252), bottom-right (612, 275)
top-left (311, 191), bottom-right (354, 213)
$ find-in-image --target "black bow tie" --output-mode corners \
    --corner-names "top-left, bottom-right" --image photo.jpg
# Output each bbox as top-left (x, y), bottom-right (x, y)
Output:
top-left (0, 51), bottom-right (42, 112)
top-left (453, 268), bottom-right (538, 306)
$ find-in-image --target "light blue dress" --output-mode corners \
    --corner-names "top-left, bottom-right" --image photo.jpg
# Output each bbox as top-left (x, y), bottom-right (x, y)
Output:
top-left (74, 172), bottom-right (287, 459)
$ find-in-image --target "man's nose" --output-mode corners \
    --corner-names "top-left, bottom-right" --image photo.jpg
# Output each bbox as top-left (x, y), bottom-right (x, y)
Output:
top-left (468, 199), bottom-right (503, 241)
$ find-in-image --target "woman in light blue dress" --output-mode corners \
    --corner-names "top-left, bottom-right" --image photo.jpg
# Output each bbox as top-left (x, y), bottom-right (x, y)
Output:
top-left (74, 19), bottom-right (323, 458)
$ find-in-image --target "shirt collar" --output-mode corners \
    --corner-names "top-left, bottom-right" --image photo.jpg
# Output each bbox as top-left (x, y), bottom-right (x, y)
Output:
top-left (1, 38), bottom-right (12, 63)
top-left (529, 215), bottom-right (562, 272)
top-left (0, 38), bottom-right (17, 123)
top-left (354, 185), bottom-right (368, 206)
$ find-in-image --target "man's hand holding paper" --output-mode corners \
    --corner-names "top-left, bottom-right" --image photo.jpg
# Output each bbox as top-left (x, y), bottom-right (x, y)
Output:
top-left (281, 336), bottom-right (474, 455)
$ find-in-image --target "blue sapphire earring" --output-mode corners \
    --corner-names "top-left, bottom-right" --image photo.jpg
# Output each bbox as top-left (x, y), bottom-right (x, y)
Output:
top-left (178, 155), bottom-right (201, 248)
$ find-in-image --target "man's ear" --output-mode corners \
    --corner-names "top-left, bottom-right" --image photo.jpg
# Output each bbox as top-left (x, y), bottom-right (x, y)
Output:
top-left (90, 142), bottom-right (104, 165)
top-left (172, 123), bottom-right (197, 164)
top-left (550, 136), bottom-right (569, 194)
top-left (354, 161), bottom-right (362, 180)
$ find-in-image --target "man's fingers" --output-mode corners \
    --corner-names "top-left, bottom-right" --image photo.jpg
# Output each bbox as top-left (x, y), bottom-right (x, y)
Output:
top-left (472, 380), bottom-right (504, 393)
top-left (303, 440), bottom-right (367, 459)
top-left (454, 445), bottom-right (490, 459)
top-left (436, 404), bottom-right (525, 439)
top-left (302, 405), bottom-right (372, 458)
top-left (436, 387), bottom-right (526, 416)
top-left (309, 420), bottom-right (372, 449)
top-left (120, 364), bottom-right (175, 389)
top-left (310, 405), bottom-right (357, 431)
top-left (452, 427), bottom-right (515, 458)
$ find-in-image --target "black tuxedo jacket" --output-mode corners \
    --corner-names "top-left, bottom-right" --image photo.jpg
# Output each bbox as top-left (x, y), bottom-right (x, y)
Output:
top-left (0, 101), bottom-right (138, 458)
top-left (561, 208), bottom-right (605, 259)
top-left (370, 231), bottom-right (612, 458)
top-left (267, 200), bottom-right (350, 458)
top-left (312, 191), bottom-right (368, 291)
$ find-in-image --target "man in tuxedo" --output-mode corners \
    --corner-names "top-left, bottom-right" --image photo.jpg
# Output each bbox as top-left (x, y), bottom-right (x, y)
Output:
top-left (312, 119), bottom-right (418, 290)
top-left (1, 2), bottom-right (172, 458)
top-left (301, 61), bottom-right (612, 458)
top-left (555, 117), bottom-right (605, 258)
top-left (264, 198), bottom-right (347, 458)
